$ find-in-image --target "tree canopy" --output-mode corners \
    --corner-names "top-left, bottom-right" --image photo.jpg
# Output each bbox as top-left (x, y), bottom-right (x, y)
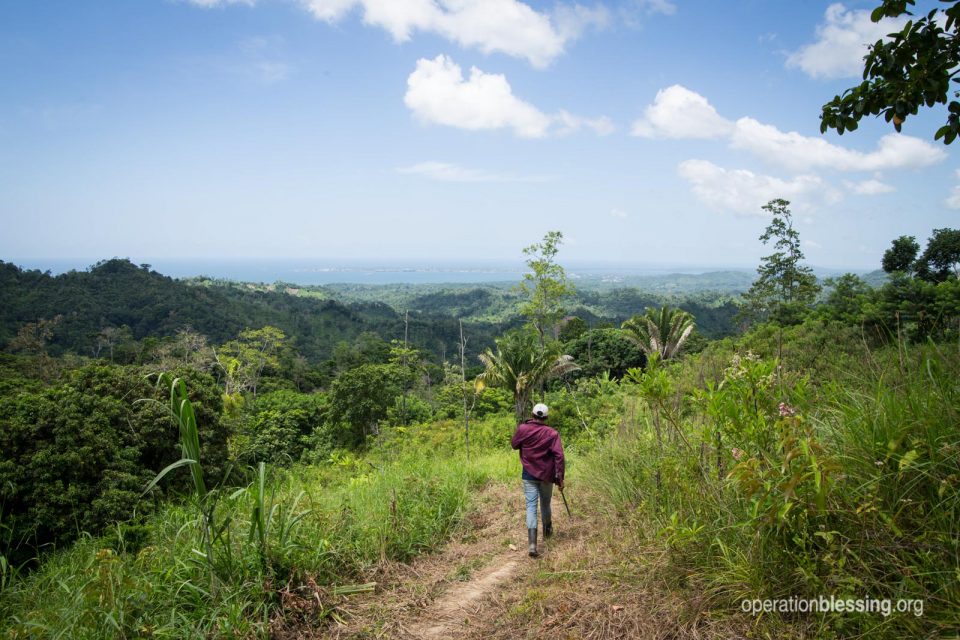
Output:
top-left (517, 231), bottom-right (575, 343)
top-left (621, 306), bottom-right (696, 361)
top-left (881, 228), bottom-right (960, 282)
top-left (819, 0), bottom-right (960, 143)
top-left (739, 199), bottom-right (821, 327)
top-left (477, 327), bottom-right (579, 421)
top-left (882, 235), bottom-right (921, 273)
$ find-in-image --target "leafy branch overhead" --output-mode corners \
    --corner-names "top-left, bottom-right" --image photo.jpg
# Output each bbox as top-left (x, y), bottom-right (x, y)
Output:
top-left (820, 0), bottom-right (960, 143)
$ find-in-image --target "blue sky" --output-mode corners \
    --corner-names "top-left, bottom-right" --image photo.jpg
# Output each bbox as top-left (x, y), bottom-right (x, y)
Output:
top-left (1, 0), bottom-right (956, 270)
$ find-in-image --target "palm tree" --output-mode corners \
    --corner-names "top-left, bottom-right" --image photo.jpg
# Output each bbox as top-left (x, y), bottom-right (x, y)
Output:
top-left (477, 327), bottom-right (580, 422)
top-left (621, 306), bottom-right (695, 361)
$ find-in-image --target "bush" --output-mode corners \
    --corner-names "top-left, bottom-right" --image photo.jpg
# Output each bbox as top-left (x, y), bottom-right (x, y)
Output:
top-left (564, 328), bottom-right (645, 380)
top-left (0, 364), bottom-right (227, 560)
top-left (433, 382), bottom-right (512, 421)
top-left (236, 390), bottom-right (329, 465)
top-left (544, 375), bottom-right (625, 446)
top-left (587, 338), bottom-right (960, 637)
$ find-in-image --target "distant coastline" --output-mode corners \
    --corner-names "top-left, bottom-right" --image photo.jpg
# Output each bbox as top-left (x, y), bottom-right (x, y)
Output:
top-left (3, 258), bottom-right (871, 288)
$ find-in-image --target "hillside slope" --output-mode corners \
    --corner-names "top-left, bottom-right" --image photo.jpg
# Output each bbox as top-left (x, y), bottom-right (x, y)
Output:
top-left (0, 259), bottom-right (507, 363)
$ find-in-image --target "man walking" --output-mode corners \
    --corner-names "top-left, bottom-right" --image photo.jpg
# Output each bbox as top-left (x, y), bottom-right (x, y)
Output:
top-left (511, 403), bottom-right (565, 558)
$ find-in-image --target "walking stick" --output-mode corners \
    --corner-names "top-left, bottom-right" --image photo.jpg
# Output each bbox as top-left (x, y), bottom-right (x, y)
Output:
top-left (558, 486), bottom-right (572, 517)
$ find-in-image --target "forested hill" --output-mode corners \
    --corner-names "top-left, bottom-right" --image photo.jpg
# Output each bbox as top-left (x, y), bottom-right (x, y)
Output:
top-left (0, 258), bottom-right (742, 364)
top-left (0, 259), bottom-right (508, 363)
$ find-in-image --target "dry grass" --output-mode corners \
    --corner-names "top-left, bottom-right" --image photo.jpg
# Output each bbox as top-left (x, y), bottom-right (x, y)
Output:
top-left (275, 479), bottom-right (764, 640)
top-left (275, 482), bottom-right (522, 638)
top-left (452, 487), bottom-right (754, 640)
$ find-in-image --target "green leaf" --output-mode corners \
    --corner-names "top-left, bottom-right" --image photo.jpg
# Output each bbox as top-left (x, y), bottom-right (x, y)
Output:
top-left (141, 458), bottom-right (198, 496)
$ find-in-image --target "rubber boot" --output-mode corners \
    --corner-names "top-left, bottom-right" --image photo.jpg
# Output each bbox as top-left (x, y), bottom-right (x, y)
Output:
top-left (527, 528), bottom-right (539, 557)
top-left (544, 520), bottom-right (553, 538)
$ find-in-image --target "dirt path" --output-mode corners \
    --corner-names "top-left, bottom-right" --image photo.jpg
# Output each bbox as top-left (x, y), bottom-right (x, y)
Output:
top-left (281, 481), bottom-right (750, 640)
top-left (292, 481), bottom-right (567, 639)
top-left (407, 557), bottom-right (520, 639)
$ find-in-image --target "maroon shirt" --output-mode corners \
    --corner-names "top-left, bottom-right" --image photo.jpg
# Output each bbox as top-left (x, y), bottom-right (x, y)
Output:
top-left (511, 418), bottom-right (565, 484)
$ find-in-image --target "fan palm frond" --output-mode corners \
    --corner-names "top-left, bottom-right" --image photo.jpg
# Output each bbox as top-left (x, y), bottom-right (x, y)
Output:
top-left (622, 306), bottom-right (695, 361)
top-left (477, 328), bottom-right (580, 421)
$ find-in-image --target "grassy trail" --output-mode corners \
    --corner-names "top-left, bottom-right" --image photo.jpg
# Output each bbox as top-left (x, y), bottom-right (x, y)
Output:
top-left (299, 480), bottom-right (752, 640)
top-left (295, 481), bottom-right (522, 638)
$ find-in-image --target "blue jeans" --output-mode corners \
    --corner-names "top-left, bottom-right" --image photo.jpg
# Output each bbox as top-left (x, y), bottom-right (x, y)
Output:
top-left (522, 479), bottom-right (553, 530)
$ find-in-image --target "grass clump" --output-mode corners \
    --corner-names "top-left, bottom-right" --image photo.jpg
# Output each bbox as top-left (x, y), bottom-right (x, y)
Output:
top-left (586, 341), bottom-right (960, 638)
top-left (0, 375), bottom-right (514, 638)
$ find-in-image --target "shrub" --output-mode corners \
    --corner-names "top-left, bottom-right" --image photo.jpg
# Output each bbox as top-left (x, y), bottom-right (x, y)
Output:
top-left (236, 390), bottom-right (329, 465)
top-left (0, 364), bottom-right (227, 560)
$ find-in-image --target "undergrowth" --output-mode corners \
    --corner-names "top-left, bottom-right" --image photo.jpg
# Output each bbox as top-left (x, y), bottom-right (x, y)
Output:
top-left (0, 379), bottom-right (515, 638)
top-left (587, 341), bottom-right (960, 638)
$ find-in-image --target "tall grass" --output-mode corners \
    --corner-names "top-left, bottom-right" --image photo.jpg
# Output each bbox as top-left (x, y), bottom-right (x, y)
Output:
top-left (587, 341), bottom-right (960, 637)
top-left (0, 376), bottom-right (515, 638)
top-left (0, 453), bottom-right (512, 637)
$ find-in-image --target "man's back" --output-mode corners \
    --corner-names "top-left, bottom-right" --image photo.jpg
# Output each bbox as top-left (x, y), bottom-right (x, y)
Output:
top-left (511, 418), bottom-right (565, 484)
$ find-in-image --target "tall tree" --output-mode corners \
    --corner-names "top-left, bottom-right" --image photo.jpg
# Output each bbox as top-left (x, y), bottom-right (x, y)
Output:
top-left (517, 231), bottom-right (575, 344)
top-left (882, 235), bottom-right (921, 274)
top-left (476, 327), bottom-right (579, 422)
top-left (916, 228), bottom-right (960, 282)
top-left (621, 306), bottom-right (696, 361)
top-left (458, 320), bottom-right (474, 460)
top-left (7, 315), bottom-right (62, 380)
top-left (215, 326), bottom-right (286, 397)
top-left (819, 0), bottom-right (960, 143)
top-left (327, 363), bottom-right (406, 448)
top-left (821, 274), bottom-right (874, 325)
top-left (740, 199), bottom-right (821, 328)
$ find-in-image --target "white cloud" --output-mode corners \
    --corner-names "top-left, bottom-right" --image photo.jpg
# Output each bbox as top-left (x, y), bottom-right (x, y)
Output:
top-left (555, 110), bottom-right (615, 136)
top-left (632, 85), bottom-right (944, 172)
top-left (610, 208), bottom-right (628, 218)
top-left (631, 85), bottom-right (733, 139)
top-left (804, 239), bottom-right (823, 249)
top-left (244, 60), bottom-right (290, 83)
top-left (301, 0), bottom-right (603, 67)
top-left (396, 161), bottom-right (549, 182)
top-left (404, 55), bottom-right (610, 138)
top-left (633, 85), bottom-right (943, 217)
top-left (617, 0), bottom-right (677, 28)
top-left (299, 0), bottom-right (355, 20)
top-left (845, 178), bottom-right (894, 195)
top-left (678, 159), bottom-right (838, 215)
top-left (404, 55), bottom-right (551, 137)
top-left (946, 170), bottom-right (960, 209)
top-left (731, 118), bottom-right (945, 172)
top-left (552, 3), bottom-right (611, 41)
top-left (786, 3), bottom-right (907, 79)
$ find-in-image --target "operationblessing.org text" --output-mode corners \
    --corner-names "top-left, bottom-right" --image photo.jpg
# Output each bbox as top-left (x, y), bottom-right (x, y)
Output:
top-left (741, 596), bottom-right (923, 617)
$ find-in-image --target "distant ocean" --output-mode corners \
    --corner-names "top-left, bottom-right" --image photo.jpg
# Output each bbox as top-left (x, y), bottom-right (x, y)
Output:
top-left (7, 258), bottom-right (739, 286)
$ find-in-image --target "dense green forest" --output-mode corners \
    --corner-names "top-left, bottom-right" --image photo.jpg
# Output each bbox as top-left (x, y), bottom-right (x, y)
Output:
top-left (0, 258), bottom-right (744, 368)
top-left (1, 217), bottom-right (959, 638)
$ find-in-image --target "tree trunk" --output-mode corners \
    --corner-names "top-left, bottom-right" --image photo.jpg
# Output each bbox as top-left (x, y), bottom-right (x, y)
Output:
top-left (459, 319), bottom-right (470, 462)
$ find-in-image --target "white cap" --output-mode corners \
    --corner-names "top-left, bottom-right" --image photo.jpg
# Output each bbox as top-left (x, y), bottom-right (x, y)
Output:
top-left (532, 403), bottom-right (549, 418)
